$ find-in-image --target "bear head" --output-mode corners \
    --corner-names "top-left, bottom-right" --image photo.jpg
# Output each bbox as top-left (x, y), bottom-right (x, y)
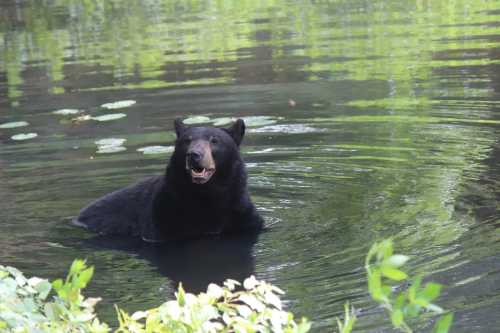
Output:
top-left (171, 119), bottom-right (246, 185)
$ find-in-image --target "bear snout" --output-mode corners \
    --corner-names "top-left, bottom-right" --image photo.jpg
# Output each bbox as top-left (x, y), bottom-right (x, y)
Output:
top-left (185, 140), bottom-right (216, 184)
top-left (187, 151), bottom-right (203, 167)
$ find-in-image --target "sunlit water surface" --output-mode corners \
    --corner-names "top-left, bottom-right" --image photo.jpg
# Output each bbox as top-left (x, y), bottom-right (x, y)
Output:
top-left (1, 1), bottom-right (500, 331)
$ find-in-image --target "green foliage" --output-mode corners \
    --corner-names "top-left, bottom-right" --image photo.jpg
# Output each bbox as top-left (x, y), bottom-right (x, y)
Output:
top-left (365, 240), bottom-right (453, 333)
top-left (0, 240), bottom-right (453, 333)
top-left (0, 261), bottom-right (309, 333)
top-left (335, 303), bottom-right (356, 333)
top-left (0, 260), bottom-right (109, 333)
top-left (114, 276), bottom-right (311, 333)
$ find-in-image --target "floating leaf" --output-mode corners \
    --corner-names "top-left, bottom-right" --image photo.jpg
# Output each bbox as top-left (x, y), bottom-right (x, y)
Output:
top-left (96, 137), bottom-right (127, 154)
top-left (248, 148), bottom-right (274, 154)
top-left (0, 121), bottom-right (29, 129)
top-left (92, 113), bottom-right (127, 122)
top-left (73, 115), bottom-right (92, 122)
top-left (137, 146), bottom-right (174, 155)
top-left (241, 116), bottom-right (280, 127)
top-left (11, 133), bottom-right (37, 141)
top-left (101, 100), bottom-right (136, 109)
top-left (52, 109), bottom-right (81, 115)
top-left (95, 138), bottom-right (126, 146)
top-left (249, 124), bottom-right (322, 134)
top-left (211, 117), bottom-right (236, 126)
top-left (96, 145), bottom-right (126, 154)
top-left (183, 116), bottom-right (211, 125)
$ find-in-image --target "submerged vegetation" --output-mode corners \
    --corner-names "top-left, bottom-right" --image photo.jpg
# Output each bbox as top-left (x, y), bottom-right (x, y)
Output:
top-left (0, 240), bottom-right (452, 333)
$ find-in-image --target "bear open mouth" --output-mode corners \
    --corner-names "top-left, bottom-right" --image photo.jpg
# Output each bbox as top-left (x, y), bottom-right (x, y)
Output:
top-left (190, 166), bottom-right (215, 184)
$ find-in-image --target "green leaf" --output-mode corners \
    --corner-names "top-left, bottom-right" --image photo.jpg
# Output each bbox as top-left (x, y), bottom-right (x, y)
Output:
top-left (368, 271), bottom-right (384, 301)
top-left (70, 259), bottom-right (86, 275)
top-left (295, 319), bottom-right (311, 333)
top-left (381, 285), bottom-right (392, 297)
top-left (395, 293), bottom-right (406, 309)
top-left (34, 280), bottom-right (52, 300)
top-left (390, 309), bottom-right (403, 327)
top-left (381, 267), bottom-right (408, 281)
top-left (338, 303), bottom-right (356, 333)
top-left (419, 282), bottom-right (442, 302)
top-left (406, 303), bottom-right (422, 318)
top-left (76, 267), bottom-right (94, 289)
top-left (433, 313), bottom-right (454, 333)
top-left (426, 303), bottom-right (444, 314)
top-left (176, 283), bottom-right (186, 306)
top-left (52, 279), bottom-right (63, 291)
top-left (377, 239), bottom-right (393, 261)
top-left (408, 276), bottom-right (422, 302)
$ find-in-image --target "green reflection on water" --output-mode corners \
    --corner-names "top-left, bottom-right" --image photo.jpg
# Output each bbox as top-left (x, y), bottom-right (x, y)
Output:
top-left (1, 0), bottom-right (500, 102)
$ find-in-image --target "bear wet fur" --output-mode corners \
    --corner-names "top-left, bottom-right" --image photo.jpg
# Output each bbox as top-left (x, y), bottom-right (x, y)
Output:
top-left (74, 119), bottom-right (263, 242)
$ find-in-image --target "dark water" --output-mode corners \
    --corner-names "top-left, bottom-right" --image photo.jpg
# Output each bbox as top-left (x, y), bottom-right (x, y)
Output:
top-left (1, 1), bottom-right (500, 331)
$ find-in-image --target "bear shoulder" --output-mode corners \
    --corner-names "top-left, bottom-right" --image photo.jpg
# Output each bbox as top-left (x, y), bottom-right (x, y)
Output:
top-left (74, 176), bottom-right (164, 237)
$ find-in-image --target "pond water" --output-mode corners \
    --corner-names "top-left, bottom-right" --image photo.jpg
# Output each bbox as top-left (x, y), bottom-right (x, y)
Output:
top-left (1, 1), bottom-right (500, 331)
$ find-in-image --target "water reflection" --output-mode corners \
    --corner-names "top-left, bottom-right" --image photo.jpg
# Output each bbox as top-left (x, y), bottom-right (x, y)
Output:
top-left (84, 233), bottom-right (259, 294)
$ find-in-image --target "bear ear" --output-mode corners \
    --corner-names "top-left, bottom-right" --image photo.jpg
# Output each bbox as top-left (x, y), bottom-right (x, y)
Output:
top-left (224, 119), bottom-right (245, 146)
top-left (174, 118), bottom-right (186, 138)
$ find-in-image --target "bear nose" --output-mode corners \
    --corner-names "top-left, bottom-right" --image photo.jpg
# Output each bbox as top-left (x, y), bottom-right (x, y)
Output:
top-left (187, 151), bottom-right (203, 164)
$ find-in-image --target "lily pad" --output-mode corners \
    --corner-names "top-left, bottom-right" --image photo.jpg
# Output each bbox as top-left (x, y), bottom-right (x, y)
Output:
top-left (137, 146), bottom-right (175, 155)
top-left (95, 137), bottom-right (127, 154)
top-left (96, 146), bottom-right (127, 154)
top-left (52, 109), bottom-right (81, 115)
top-left (241, 116), bottom-right (281, 127)
top-left (248, 148), bottom-right (275, 154)
top-left (183, 116), bottom-right (211, 125)
top-left (101, 100), bottom-right (136, 109)
top-left (0, 121), bottom-right (29, 129)
top-left (211, 117), bottom-right (235, 126)
top-left (249, 124), bottom-right (323, 134)
top-left (11, 133), bottom-right (38, 141)
top-left (72, 115), bottom-right (92, 122)
top-left (92, 113), bottom-right (127, 122)
top-left (95, 138), bottom-right (126, 146)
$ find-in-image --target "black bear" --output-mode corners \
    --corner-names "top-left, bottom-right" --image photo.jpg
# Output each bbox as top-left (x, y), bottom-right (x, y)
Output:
top-left (74, 119), bottom-right (263, 242)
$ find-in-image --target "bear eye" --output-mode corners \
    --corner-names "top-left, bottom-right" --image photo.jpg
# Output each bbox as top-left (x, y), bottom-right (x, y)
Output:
top-left (210, 136), bottom-right (219, 144)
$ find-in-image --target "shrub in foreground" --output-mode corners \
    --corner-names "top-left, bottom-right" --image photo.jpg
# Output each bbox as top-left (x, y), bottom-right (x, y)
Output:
top-left (0, 240), bottom-right (453, 333)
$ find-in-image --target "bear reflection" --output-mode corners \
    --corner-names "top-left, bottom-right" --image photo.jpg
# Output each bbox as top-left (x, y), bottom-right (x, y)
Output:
top-left (84, 232), bottom-right (258, 293)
